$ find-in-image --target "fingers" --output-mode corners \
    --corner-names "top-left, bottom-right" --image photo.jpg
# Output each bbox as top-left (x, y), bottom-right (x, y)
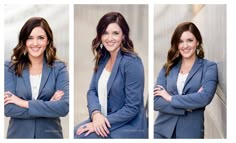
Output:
top-left (4, 92), bottom-right (14, 105)
top-left (50, 90), bottom-right (64, 101)
top-left (84, 130), bottom-right (92, 137)
top-left (104, 118), bottom-right (111, 128)
top-left (76, 124), bottom-right (89, 135)
top-left (198, 87), bottom-right (204, 92)
top-left (154, 85), bottom-right (165, 96)
top-left (94, 124), bottom-right (109, 137)
top-left (4, 92), bottom-right (13, 99)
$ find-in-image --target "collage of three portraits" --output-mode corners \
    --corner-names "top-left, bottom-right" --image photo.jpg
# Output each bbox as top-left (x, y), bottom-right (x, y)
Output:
top-left (1, 3), bottom-right (227, 140)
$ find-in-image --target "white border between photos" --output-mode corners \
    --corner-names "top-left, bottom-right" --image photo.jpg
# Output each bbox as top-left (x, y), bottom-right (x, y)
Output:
top-left (0, 0), bottom-right (235, 143)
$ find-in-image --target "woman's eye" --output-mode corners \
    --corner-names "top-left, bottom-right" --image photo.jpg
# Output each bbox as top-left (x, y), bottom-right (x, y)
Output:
top-left (39, 36), bottom-right (45, 40)
top-left (113, 32), bottom-right (119, 35)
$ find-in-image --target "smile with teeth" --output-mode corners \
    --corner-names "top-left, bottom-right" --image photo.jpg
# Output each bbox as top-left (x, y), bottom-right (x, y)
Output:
top-left (106, 42), bottom-right (115, 46)
top-left (182, 48), bottom-right (192, 53)
top-left (31, 47), bottom-right (41, 52)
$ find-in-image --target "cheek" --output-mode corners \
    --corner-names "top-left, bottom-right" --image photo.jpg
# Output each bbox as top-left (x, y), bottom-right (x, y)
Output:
top-left (26, 41), bottom-right (31, 47)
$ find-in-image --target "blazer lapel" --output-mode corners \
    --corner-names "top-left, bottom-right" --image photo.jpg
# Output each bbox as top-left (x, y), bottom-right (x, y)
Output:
top-left (107, 50), bottom-right (122, 95)
top-left (170, 61), bottom-right (181, 94)
top-left (22, 66), bottom-right (32, 99)
top-left (184, 57), bottom-right (202, 86)
top-left (38, 59), bottom-right (51, 98)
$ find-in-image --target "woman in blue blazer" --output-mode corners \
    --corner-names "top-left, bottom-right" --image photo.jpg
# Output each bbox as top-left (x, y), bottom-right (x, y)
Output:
top-left (74, 12), bottom-right (147, 138)
top-left (4, 17), bottom-right (69, 138)
top-left (154, 22), bottom-right (218, 138)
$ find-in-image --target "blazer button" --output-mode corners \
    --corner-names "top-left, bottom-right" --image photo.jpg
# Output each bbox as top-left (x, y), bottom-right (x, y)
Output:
top-left (108, 108), bottom-right (111, 113)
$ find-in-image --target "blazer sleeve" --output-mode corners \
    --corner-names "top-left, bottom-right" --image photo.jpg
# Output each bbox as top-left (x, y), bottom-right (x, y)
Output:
top-left (87, 72), bottom-right (101, 118)
top-left (28, 63), bottom-right (69, 117)
top-left (4, 62), bottom-right (35, 118)
top-left (106, 58), bottom-right (144, 131)
top-left (170, 62), bottom-right (218, 110)
top-left (154, 67), bottom-right (186, 115)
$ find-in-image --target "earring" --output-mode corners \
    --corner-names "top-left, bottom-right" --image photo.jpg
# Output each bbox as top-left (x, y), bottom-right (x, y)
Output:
top-left (197, 48), bottom-right (200, 55)
top-left (23, 51), bottom-right (27, 56)
top-left (100, 43), bottom-right (103, 49)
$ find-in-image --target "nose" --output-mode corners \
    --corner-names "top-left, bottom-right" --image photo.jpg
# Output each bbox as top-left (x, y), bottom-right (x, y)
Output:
top-left (183, 42), bottom-right (188, 48)
top-left (108, 34), bottom-right (113, 41)
top-left (33, 39), bottom-right (38, 46)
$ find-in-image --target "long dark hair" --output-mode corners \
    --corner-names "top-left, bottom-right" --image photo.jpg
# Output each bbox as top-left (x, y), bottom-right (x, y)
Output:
top-left (10, 17), bottom-right (57, 76)
top-left (164, 22), bottom-right (204, 76)
top-left (92, 12), bottom-right (136, 72)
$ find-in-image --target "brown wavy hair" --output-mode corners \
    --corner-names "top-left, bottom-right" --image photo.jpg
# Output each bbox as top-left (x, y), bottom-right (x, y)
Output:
top-left (92, 12), bottom-right (136, 72)
top-left (10, 17), bottom-right (57, 76)
top-left (164, 22), bottom-right (204, 76)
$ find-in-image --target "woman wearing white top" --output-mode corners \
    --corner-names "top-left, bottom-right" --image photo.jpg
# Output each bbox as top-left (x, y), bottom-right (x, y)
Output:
top-left (74, 12), bottom-right (147, 138)
top-left (4, 17), bottom-right (69, 138)
top-left (154, 22), bottom-right (218, 138)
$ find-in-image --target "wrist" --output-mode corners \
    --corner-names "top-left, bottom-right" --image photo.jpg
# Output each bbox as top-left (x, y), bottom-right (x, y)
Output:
top-left (91, 110), bottom-right (101, 120)
top-left (21, 100), bottom-right (29, 108)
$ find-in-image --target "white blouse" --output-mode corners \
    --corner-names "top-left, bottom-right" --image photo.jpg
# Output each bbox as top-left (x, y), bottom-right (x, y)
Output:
top-left (30, 74), bottom-right (42, 100)
top-left (177, 73), bottom-right (189, 95)
top-left (98, 69), bottom-right (111, 116)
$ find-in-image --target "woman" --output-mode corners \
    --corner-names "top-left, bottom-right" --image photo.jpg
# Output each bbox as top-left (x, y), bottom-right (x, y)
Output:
top-left (4, 17), bottom-right (69, 138)
top-left (154, 22), bottom-right (218, 138)
top-left (74, 12), bottom-right (147, 138)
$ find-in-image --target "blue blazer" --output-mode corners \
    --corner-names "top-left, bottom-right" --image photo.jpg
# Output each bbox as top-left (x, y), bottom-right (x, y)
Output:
top-left (75, 50), bottom-right (147, 138)
top-left (154, 58), bottom-right (218, 138)
top-left (4, 59), bottom-right (69, 138)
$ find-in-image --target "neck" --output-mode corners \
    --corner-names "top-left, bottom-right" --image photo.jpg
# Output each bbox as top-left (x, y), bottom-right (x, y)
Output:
top-left (182, 55), bottom-right (196, 67)
top-left (109, 48), bottom-right (119, 64)
top-left (29, 56), bottom-right (44, 75)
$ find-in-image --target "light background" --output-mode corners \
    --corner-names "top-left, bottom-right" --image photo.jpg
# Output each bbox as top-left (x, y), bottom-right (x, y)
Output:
top-left (3, 4), bottom-right (69, 139)
top-left (154, 4), bottom-right (226, 138)
top-left (74, 4), bottom-right (148, 131)
top-left (0, 0), bottom-right (235, 143)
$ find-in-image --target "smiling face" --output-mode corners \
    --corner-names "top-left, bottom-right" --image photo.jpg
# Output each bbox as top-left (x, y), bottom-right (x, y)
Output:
top-left (101, 23), bottom-right (124, 55)
top-left (26, 26), bottom-right (48, 61)
top-left (178, 31), bottom-right (199, 60)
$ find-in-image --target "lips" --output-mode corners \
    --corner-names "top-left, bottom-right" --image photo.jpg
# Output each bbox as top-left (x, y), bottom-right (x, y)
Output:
top-left (182, 48), bottom-right (192, 53)
top-left (31, 47), bottom-right (41, 52)
top-left (106, 42), bottom-right (115, 46)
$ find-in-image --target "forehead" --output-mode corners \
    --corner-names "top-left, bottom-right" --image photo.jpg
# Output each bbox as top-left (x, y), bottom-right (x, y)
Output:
top-left (180, 31), bottom-right (196, 39)
top-left (30, 26), bottom-right (46, 35)
top-left (105, 23), bottom-right (122, 31)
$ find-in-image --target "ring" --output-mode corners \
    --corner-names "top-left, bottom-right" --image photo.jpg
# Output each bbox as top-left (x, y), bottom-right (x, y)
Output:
top-left (96, 127), bottom-right (99, 131)
top-left (7, 93), bottom-right (12, 97)
top-left (82, 125), bottom-right (86, 129)
top-left (156, 87), bottom-right (163, 91)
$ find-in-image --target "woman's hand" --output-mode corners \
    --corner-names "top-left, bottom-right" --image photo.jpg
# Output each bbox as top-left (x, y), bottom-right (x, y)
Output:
top-left (4, 91), bottom-right (28, 108)
top-left (198, 87), bottom-right (204, 92)
top-left (92, 111), bottom-right (111, 137)
top-left (50, 90), bottom-right (64, 101)
top-left (154, 85), bottom-right (172, 102)
top-left (76, 122), bottom-right (95, 136)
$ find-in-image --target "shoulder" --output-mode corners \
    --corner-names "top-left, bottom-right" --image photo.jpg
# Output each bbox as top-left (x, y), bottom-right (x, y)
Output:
top-left (122, 53), bottom-right (143, 66)
top-left (5, 60), bottom-right (12, 66)
top-left (200, 58), bottom-right (217, 68)
top-left (52, 60), bottom-right (67, 68)
top-left (51, 60), bottom-right (68, 73)
top-left (4, 60), bottom-right (14, 71)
